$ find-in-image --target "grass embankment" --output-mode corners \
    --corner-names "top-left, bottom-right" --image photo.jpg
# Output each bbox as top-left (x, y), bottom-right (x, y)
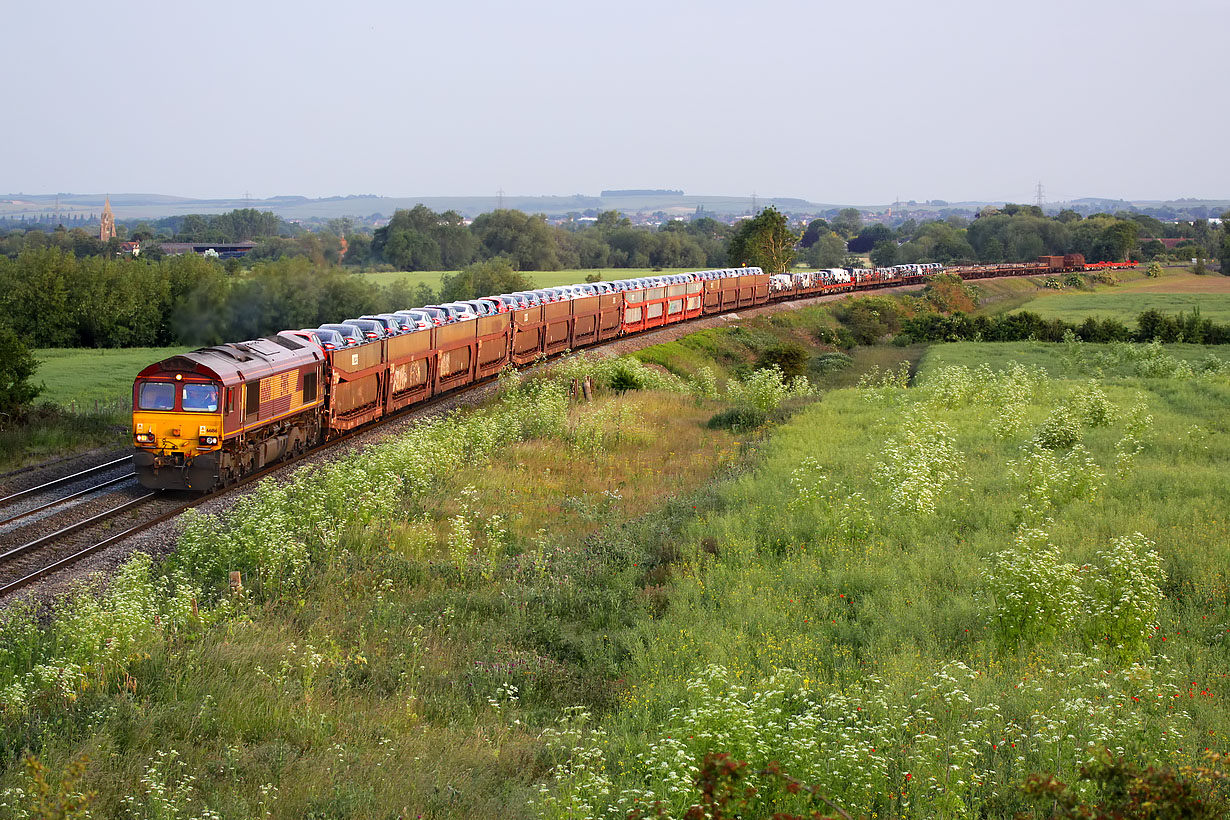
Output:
top-left (3, 292), bottom-right (1229, 817)
top-left (33, 347), bottom-right (189, 408)
top-left (1002, 267), bottom-right (1229, 322)
top-left (0, 357), bottom-right (778, 819)
top-left (539, 340), bottom-right (1230, 818)
top-left (0, 348), bottom-right (185, 470)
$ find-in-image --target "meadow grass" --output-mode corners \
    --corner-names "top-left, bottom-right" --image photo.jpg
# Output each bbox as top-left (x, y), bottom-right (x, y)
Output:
top-left (0, 347), bottom-right (184, 470)
top-left (1013, 292), bottom-right (1230, 323)
top-left (1005, 267), bottom-right (1230, 323)
top-left (919, 341), bottom-right (1229, 377)
top-left (2, 340), bottom-right (1228, 819)
top-left (32, 347), bottom-right (189, 408)
top-left (0, 363), bottom-right (750, 820)
top-left (557, 344), bottom-right (1230, 818)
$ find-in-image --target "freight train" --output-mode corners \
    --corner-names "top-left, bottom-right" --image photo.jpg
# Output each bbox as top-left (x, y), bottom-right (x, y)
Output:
top-left (132, 255), bottom-right (1133, 491)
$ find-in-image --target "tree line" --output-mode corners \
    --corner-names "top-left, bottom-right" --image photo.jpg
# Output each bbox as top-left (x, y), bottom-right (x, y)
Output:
top-left (900, 308), bottom-right (1230, 345)
top-left (0, 249), bottom-right (425, 349)
top-left (4, 203), bottom-right (1227, 276)
top-left (799, 204), bottom-right (1230, 271)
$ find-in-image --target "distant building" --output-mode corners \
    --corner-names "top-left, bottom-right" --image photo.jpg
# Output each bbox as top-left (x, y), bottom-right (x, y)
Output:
top-left (159, 241), bottom-right (258, 259)
top-left (99, 197), bottom-right (116, 241)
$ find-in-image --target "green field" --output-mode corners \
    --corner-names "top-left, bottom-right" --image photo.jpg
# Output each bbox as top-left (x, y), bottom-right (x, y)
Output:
top-left (1009, 267), bottom-right (1230, 323)
top-left (918, 340), bottom-right (1230, 377)
top-left (1014, 291), bottom-right (1230, 323)
top-left (361, 268), bottom-right (679, 291)
top-left (4, 336), bottom-right (1229, 818)
top-left (32, 346), bottom-right (189, 407)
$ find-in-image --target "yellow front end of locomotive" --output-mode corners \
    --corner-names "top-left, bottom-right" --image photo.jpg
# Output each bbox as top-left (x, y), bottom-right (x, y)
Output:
top-left (132, 376), bottom-right (225, 491)
top-left (133, 412), bottom-right (223, 455)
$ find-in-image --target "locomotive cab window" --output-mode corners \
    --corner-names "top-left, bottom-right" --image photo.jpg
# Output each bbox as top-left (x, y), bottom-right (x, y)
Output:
top-left (182, 383), bottom-right (219, 412)
top-left (138, 382), bottom-right (175, 411)
top-left (245, 382), bottom-right (260, 417)
top-left (303, 372), bottom-right (318, 403)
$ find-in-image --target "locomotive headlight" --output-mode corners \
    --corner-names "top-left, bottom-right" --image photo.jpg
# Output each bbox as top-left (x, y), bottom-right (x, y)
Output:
top-left (136, 432), bottom-right (155, 444)
top-left (200, 435), bottom-right (219, 446)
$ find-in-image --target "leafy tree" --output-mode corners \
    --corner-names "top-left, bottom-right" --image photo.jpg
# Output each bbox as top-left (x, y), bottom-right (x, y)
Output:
top-left (372, 206), bottom-right (445, 271)
top-left (439, 258), bottom-right (534, 301)
top-left (804, 232), bottom-right (847, 268)
top-left (831, 207), bottom-right (863, 238)
top-left (434, 210), bottom-right (479, 269)
top-left (1139, 239), bottom-right (1166, 260)
top-left (0, 322), bottom-right (42, 416)
top-left (725, 206), bottom-right (799, 273)
top-left (1220, 211), bottom-right (1230, 274)
top-left (469, 209), bottom-right (561, 270)
top-left (870, 239), bottom-right (898, 267)
top-left (798, 218), bottom-right (831, 248)
top-left (847, 223), bottom-right (893, 253)
top-left (1097, 220), bottom-right (1139, 261)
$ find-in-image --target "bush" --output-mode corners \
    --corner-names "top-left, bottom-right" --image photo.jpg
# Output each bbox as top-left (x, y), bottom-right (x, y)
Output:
top-left (0, 324), bottom-right (41, 418)
top-left (755, 343), bottom-right (809, 381)
top-left (705, 405), bottom-right (770, 432)
top-left (834, 297), bottom-right (906, 345)
top-left (725, 366), bottom-right (812, 413)
top-left (1033, 403), bottom-right (1083, 449)
top-left (1022, 754), bottom-right (1230, 820)
top-left (984, 527), bottom-right (1081, 650)
top-left (809, 352), bottom-right (853, 378)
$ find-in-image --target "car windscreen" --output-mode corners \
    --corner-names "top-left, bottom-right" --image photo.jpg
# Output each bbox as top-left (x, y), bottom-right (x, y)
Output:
top-left (182, 383), bottom-right (219, 412)
top-left (138, 381), bottom-right (176, 411)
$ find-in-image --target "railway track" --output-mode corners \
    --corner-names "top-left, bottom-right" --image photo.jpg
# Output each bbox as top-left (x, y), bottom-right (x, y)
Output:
top-left (0, 267), bottom-right (1066, 603)
top-left (0, 373), bottom-right (506, 601)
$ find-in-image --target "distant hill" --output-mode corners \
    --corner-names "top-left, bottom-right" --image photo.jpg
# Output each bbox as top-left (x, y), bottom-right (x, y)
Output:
top-left (1, 192), bottom-right (1226, 223)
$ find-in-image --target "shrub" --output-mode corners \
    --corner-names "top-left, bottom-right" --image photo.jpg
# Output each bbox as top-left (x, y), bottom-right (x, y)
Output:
top-left (984, 527), bottom-right (1082, 650)
top-left (0, 324), bottom-right (41, 419)
top-left (1088, 269), bottom-right (1119, 286)
top-left (1033, 403), bottom-right (1083, 449)
top-left (1021, 753), bottom-right (1230, 820)
top-left (1082, 533), bottom-right (1165, 658)
top-left (1010, 442), bottom-right (1104, 523)
top-left (835, 297), bottom-right (906, 344)
top-left (922, 273), bottom-right (979, 314)
top-left (1073, 381), bottom-right (1114, 427)
top-left (725, 366), bottom-right (812, 413)
top-left (755, 343), bottom-right (809, 381)
top-left (872, 405), bottom-right (962, 515)
top-left (706, 405), bottom-right (769, 432)
top-left (809, 351), bottom-right (853, 378)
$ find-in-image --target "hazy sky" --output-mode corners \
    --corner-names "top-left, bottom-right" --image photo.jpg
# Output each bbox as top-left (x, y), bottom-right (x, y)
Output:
top-left (6, 0), bottom-right (1226, 205)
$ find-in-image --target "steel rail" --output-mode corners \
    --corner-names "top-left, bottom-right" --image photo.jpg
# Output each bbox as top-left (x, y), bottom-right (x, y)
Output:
top-left (0, 267), bottom-right (1057, 600)
top-left (0, 456), bottom-right (132, 508)
top-left (0, 474), bottom-right (137, 528)
top-left (0, 492), bottom-right (159, 566)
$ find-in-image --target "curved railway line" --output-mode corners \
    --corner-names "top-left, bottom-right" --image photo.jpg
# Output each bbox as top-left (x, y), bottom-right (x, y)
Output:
top-left (0, 367), bottom-right (514, 601)
top-left (1, 264), bottom-right (1130, 603)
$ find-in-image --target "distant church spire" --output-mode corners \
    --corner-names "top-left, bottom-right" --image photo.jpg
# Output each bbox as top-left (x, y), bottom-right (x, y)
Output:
top-left (100, 196), bottom-right (116, 241)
